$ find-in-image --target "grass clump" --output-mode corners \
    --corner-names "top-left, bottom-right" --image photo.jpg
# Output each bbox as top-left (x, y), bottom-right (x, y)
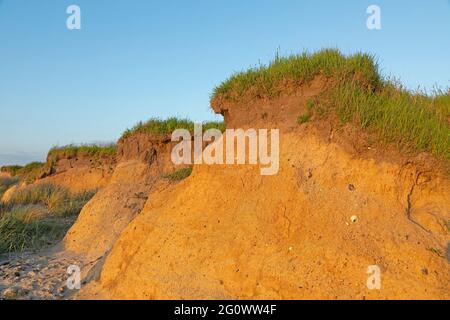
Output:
top-left (297, 113), bottom-right (312, 125)
top-left (11, 162), bottom-right (46, 183)
top-left (212, 48), bottom-right (381, 101)
top-left (6, 183), bottom-right (96, 217)
top-left (163, 166), bottom-right (193, 182)
top-left (0, 183), bottom-right (96, 254)
top-left (0, 215), bottom-right (70, 254)
top-left (332, 83), bottom-right (450, 159)
top-left (47, 143), bottom-right (117, 163)
top-left (0, 165), bottom-right (23, 176)
top-left (213, 48), bottom-right (450, 161)
top-left (297, 99), bottom-right (317, 125)
top-left (121, 117), bottom-right (225, 140)
top-left (2, 162), bottom-right (47, 183)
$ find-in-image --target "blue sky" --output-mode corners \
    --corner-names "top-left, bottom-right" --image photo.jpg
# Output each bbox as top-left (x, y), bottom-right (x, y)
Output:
top-left (0, 0), bottom-right (449, 165)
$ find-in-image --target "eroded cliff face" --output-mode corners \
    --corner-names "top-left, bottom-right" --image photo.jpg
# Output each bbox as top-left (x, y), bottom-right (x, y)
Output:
top-left (76, 83), bottom-right (449, 300)
top-left (210, 76), bottom-right (329, 130)
top-left (63, 133), bottom-right (185, 261)
top-left (78, 129), bottom-right (448, 300)
top-left (37, 153), bottom-right (116, 193)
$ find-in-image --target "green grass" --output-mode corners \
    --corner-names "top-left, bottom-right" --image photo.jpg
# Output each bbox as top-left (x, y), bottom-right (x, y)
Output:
top-left (297, 99), bottom-right (317, 125)
top-left (20, 162), bottom-right (45, 173)
top-left (1, 144), bottom-right (116, 184)
top-left (0, 161), bottom-right (47, 183)
top-left (0, 214), bottom-right (70, 254)
top-left (212, 48), bottom-right (450, 161)
top-left (332, 83), bottom-right (450, 159)
top-left (163, 166), bottom-right (193, 182)
top-left (0, 165), bottom-right (23, 176)
top-left (0, 183), bottom-right (96, 254)
top-left (47, 143), bottom-right (117, 163)
top-left (212, 48), bottom-right (381, 101)
top-left (6, 183), bottom-right (96, 217)
top-left (121, 117), bottom-right (225, 140)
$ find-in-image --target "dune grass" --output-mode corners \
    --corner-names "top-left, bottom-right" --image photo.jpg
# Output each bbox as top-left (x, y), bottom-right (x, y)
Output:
top-left (0, 183), bottom-right (96, 254)
top-left (332, 83), bottom-right (450, 159)
top-left (121, 117), bottom-right (225, 140)
top-left (1, 144), bottom-right (116, 185)
top-left (0, 214), bottom-right (70, 254)
top-left (212, 48), bottom-right (450, 161)
top-left (1, 162), bottom-right (45, 179)
top-left (212, 48), bottom-right (381, 101)
top-left (0, 165), bottom-right (23, 177)
top-left (1, 162), bottom-right (47, 183)
top-left (47, 143), bottom-right (117, 163)
top-left (19, 161), bottom-right (45, 175)
top-left (5, 183), bottom-right (96, 217)
top-left (163, 166), bottom-right (193, 182)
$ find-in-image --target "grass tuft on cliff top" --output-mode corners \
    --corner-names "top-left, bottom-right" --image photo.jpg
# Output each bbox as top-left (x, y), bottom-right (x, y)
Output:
top-left (1, 162), bottom-right (46, 183)
top-left (212, 48), bottom-right (450, 161)
top-left (212, 48), bottom-right (381, 100)
top-left (47, 143), bottom-right (117, 163)
top-left (121, 117), bottom-right (225, 140)
top-left (0, 165), bottom-right (23, 177)
top-left (163, 166), bottom-right (193, 182)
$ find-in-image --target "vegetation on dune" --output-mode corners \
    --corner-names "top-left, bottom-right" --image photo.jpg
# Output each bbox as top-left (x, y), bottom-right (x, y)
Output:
top-left (163, 166), bottom-right (193, 182)
top-left (0, 183), bottom-right (96, 254)
top-left (212, 48), bottom-right (381, 100)
top-left (333, 83), bottom-right (450, 159)
top-left (0, 144), bottom-right (116, 185)
top-left (47, 143), bottom-right (117, 163)
top-left (18, 162), bottom-right (46, 180)
top-left (212, 48), bottom-right (450, 161)
top-left (6, 183), bottom-right (96, 217)
top-left (0, 214), bottom-right (71, 254)
top-left (121, 117), bottom-right (225, 140)
top-left (0, 162), bottom-right (46, 183)
top-left (0, 165), bottom-right (23, 177)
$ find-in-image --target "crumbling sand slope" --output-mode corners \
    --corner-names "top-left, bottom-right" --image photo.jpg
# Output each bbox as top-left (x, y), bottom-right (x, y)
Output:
top-left (38, 168), bottom-right (112, 194)
top-left (37, 152), bottom-right (116, 193)
top-left (1, 153), bottom-right (115, 203)
top-left (63, 134), bottom-right (185, 261)
top-left (81, 128), bottom-right (448, 300)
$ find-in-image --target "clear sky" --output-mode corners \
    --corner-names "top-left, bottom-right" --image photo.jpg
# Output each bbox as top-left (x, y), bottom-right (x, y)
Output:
top-left (0, 0), bottom-right (449, 165)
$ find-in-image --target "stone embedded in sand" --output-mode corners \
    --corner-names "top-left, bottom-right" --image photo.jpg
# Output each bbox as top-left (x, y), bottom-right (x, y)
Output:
top-left (350, 215), bottom-right (358, 223)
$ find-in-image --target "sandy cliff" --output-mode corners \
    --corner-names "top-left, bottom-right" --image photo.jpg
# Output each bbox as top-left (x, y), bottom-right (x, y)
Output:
top-left (76, 81), bottom-right (449, 299)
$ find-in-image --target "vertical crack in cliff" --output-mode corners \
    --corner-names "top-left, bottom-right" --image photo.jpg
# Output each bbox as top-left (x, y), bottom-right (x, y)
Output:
top-left (405, 171), bottom-right (430, 234)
